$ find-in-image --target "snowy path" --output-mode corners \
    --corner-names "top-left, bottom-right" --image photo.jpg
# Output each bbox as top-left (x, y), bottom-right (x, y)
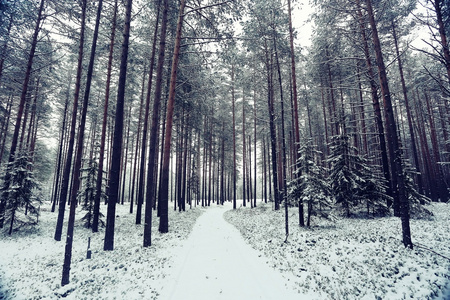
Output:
top-left (159, 203), bottom-right (301, 300)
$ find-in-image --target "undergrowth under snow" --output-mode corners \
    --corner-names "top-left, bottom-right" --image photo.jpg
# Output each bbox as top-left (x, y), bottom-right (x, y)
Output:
top-left (0, 202), bottom-right (203, 299)
top-left (224, 202), bottom-right (450, 300)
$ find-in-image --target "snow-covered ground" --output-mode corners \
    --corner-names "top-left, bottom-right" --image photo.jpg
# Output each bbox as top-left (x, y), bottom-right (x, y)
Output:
top-left (0, 202), bottom-right (203, 299)
top-left (159, 204), bottom-right (302, 299)
top-left (0, 200), bottom-right (449, 299)
top-left (225, 202), bottom-right (450, 299)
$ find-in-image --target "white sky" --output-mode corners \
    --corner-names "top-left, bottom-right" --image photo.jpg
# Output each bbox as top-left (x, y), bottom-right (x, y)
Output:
top-left (291, 0), bottom-right (314, 49)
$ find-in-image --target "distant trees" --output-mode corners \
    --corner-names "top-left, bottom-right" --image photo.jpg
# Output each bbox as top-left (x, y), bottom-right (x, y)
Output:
top-left (1, 0), bottom-right (448, 259)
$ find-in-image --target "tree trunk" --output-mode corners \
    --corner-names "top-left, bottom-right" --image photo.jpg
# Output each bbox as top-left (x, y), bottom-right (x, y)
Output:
top-left (93, 0), bottom-right (117, 232)
top-left (265, 42), bottom-right (280, 211)
top-left (287, 0), bottom-right (303, 225)
top-left (104, 0), bottom-right (133, 251)
top-left (54, 0), bottom-right (86, 240)
top-left (392, 22), bottom-right (424, 195)
top-left (158, 0), bottom-right (186, 234)
top-left (356, 0), bottom-right (393, 203)
top-left (60, 0), bottom-right (87, 283)
top-left (231, 65), bottom-right (237, 209)
top-left (365, 0), bottom-right (412, 248)
top-left (62, 0), bottom-right (103, 285)
top-left (0, 0), bottom-right (45, 229)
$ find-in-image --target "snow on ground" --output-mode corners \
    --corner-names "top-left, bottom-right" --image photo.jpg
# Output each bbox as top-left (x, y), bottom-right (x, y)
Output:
top-left (0, 202), bottom-right (203, 299)
top-left (159, 204), bottom-right (303, 300)
top-left (0, 200), bottom-right (449, 299)
top-left (224, 202), bottom-right (450, 300)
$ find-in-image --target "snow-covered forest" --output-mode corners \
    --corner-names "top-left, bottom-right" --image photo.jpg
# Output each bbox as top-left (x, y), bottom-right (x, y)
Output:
top-left (0, 0), bottom-right (449, 298)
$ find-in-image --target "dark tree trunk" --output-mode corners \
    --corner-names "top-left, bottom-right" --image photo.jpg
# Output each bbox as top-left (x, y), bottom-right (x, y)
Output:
top-left (265, 43), bottom-right (280, 211)
top-left (54, 0), bottom-right (86, 241)
top-left (287, 0), bottom-right (303, 225)
top-left (0, 0), bottom-right (45, 229)
top-left (231, 65), bottom-right (237, 209)
top-left (104, 0), bottom-right (133, 251)
top-left (62, 0), bottom-right (103, 285)
top-left (93, 0), bottom-right (117, 232)
top-left (60, 0), bottom-right (87, 284)
top-left (158, 0), bottom-right (186, 234)
top-left (143, 0), bottom-right (169, 247)
top-left (365, 0), bottom-right (412, 248)
top-left (356, 0), bottom-right (393, 203)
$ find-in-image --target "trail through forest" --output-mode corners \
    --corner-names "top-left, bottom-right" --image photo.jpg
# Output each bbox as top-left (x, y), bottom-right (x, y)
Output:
top-left (159, 203), bottom-right (302, 300)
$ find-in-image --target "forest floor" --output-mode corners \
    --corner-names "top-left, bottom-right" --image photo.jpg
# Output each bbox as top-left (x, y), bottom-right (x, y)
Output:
top-left (0, 200), bottom-right (449, 299)
top-left (225, 201), bottom-right (450, 299)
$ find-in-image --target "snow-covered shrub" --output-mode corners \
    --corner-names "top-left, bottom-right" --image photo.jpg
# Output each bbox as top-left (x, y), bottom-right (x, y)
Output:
top-left (0, 150), bottom-right (41, 235)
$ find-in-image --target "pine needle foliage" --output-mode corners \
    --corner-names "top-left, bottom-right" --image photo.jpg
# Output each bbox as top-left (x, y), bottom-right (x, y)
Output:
top-left (79, 158), bottom-right (105, 229)
top-left (1, 150), bottom-right (41, 235)
top-left (328, 133), bottom-right (390, 217)
top-left (288, 139), bottom-right (332, 226)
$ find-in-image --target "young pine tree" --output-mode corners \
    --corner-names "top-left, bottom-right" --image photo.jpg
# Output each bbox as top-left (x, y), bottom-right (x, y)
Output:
top-left (1, 150), bottom-right (41, 235)
top-left (79, 157), bottom-right (105, 229)
top-left (328, 132), bottom-right (391, 217)
top-left (288, 139), bottom-right (331, 226)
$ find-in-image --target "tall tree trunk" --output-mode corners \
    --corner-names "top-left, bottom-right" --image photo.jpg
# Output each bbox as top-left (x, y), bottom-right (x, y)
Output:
top-left (231, 65), bottom-right (237, 209)
top-left (62, 0), bottom-right (103, 285)
top-left (93, 0), bottom-right (117, 232)
top-left (0, 0), bottom-right (45, 229)
top-left (54, 0), bottom-right (86, 241)
top-left (51, 78), bottom-right (70, 213)
top-left (287, 0), bottom-right (303, 225)
top-left (143, 0), bottom-right (169, 246)
top-left (365, 0), bottom-right (412, 248)
top-left (104, 0), bottom-right (132, 251)
top-left (265, 42), bottom-right (280, 211)
top-left (356, 0), bottom-right (392, 203)
top-left (242, 92), bottom-right (247, 207)
top-left (130, 61), bottom-right (147, 214)
top-left (392, 22), bottom-right (424, 195)
top-left (138, 0), bottom-right (162, 226)
top-left (273, 33), bottom-right (288, 236)
top-left (158, 0), bottom-right (186, 234)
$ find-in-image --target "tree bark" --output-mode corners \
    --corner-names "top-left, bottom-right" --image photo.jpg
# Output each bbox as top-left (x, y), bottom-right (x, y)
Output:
top-left (144, 0), bottom-right (169, 247)
top-left (93, 0), bottom-right (117, 233)
top-left (365, 0), bottom-right (412, 249)
top-left (104, 0), bottom-right (133, 251)
top-left (60, 0), bottom-right (87, 284)
top-left (392, 22), bottom-right (424, 195)
top-left (158, 0), bottom-right (186, 234)
top-left (0, 0), bottom-right (45, 229)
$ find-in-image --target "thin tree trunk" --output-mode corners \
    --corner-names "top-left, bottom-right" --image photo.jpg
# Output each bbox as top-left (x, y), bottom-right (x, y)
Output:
top-left (356, 0), bottom-right (392, 203)
top-left (54, 0), bottom-right (85, 240)
top-left (62, 0), bottom-right (103, 285)
top-left (287, 0), bottom-right (303, 225)
top-left (265, 43), bottom-right (280, 211)
top-left (231, 65), bottom-right (237, 209)
top-left (392, 22), bottom-right (424, 195)
top-left (93, 0), bottom-right (117, 232)
top-left (104, 0), bottom-right (132, 251)
top-left (0, 0), bottom-right (45, 229)
top-left (143, 0), bottom-right (171, 238)
top-left (365, 0), bottom-right (412, 248)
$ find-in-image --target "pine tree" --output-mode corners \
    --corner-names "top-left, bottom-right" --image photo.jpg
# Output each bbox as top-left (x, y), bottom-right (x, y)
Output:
top-left (1, 150), bottom-right (41, 235)
top-left (328, 133), bottom-right (361, 217)
top-left (288, 139), bottom-right (331, 227)
top-left (80, 154), bottom-right (105, 229)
